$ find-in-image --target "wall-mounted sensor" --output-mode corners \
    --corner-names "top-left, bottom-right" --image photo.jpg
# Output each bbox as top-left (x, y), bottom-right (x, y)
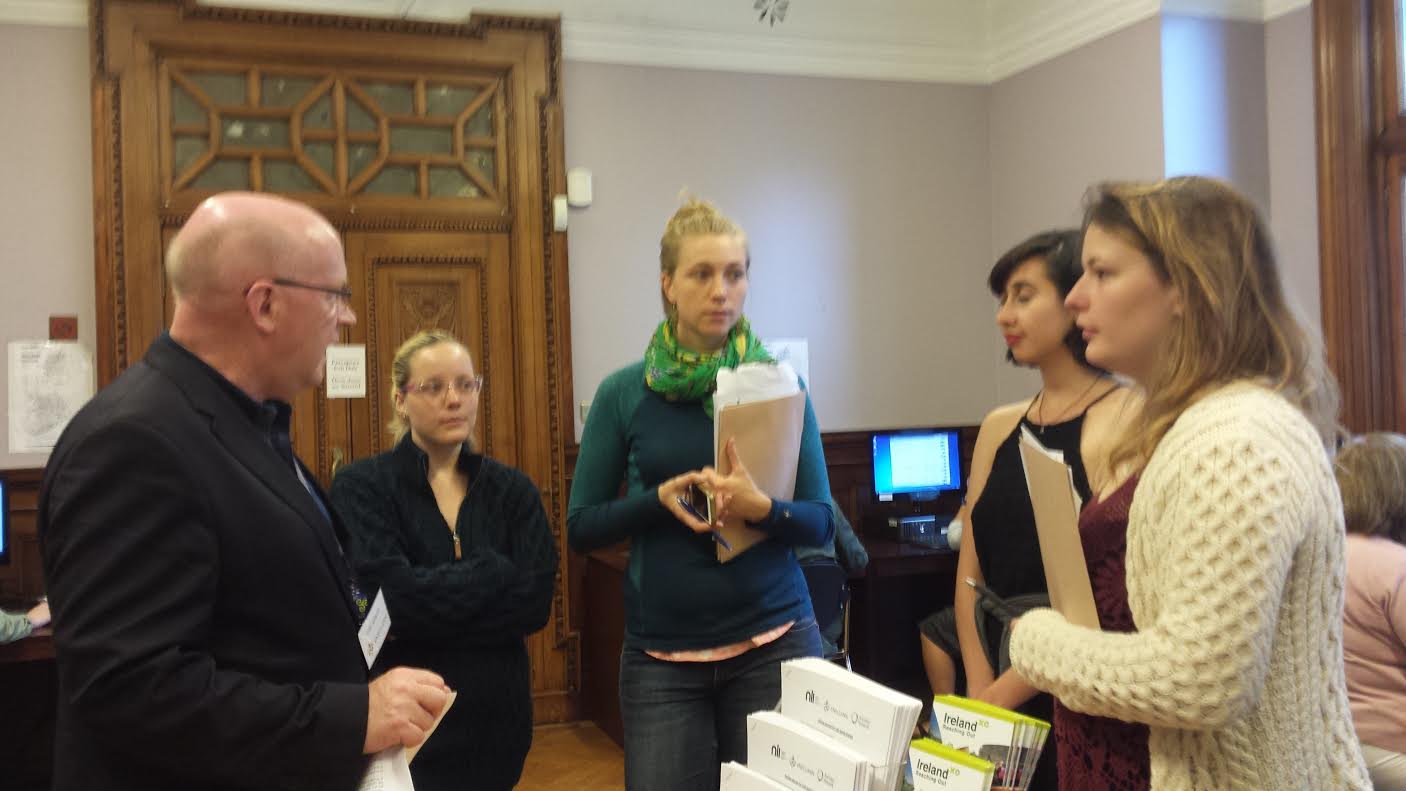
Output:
top-left (566, 167), bottom-right (593, 207)
top-left (552, 195), bottom-right (569, 231)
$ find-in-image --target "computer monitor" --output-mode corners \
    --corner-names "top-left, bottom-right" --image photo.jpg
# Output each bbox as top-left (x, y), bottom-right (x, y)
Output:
top-left (0, 476), bottom-right (9, 566)
top-left (872, 428), bottom-right (962, 502)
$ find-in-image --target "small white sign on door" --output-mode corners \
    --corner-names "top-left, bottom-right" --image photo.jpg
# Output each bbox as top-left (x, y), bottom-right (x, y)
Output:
top-left (325, 344), bottom-right (366, 399)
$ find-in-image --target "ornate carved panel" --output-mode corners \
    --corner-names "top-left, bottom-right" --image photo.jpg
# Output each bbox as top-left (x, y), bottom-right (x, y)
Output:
top-left (159, 60), bottom-right (506, 203)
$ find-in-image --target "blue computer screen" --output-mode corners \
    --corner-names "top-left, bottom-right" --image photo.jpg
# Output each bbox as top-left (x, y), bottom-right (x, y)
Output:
top-left (872, 429), bottom-right (962, 499)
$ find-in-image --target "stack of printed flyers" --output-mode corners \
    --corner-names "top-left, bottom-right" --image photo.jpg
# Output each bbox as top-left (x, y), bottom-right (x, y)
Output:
top-left (722, 657), bottom-right (923, 791)
top-left (907, 695), bottom-right (1050, 791)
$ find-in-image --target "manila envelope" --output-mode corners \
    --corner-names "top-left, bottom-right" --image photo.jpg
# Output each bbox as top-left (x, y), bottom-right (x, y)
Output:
top-left (712, 390), bottom-right (807, 563)
top-left (1017, 429), bottom-right (1101, 630)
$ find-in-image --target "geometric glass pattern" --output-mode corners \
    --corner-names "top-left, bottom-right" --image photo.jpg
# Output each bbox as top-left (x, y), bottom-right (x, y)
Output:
top-left (164, 62), bottom-right (503, 200)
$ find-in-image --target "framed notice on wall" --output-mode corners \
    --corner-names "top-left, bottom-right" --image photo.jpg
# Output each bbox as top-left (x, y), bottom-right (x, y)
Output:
top-left (7, 340), bottom-right (94, 454)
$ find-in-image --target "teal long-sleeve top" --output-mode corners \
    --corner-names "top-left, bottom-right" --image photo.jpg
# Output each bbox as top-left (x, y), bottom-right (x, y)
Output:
top-left (567, 360), bottom-right (835, 652)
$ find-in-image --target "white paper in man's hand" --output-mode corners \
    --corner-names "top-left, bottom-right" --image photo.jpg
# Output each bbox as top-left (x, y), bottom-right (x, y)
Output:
top-left (359, 747), bottom-right (414, 791)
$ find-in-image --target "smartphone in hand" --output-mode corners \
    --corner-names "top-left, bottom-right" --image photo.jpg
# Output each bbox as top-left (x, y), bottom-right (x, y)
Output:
top-left (675, 487), bottom-right (731, 550)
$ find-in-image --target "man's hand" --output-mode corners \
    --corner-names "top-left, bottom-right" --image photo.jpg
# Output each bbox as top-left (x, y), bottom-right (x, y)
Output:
top-left (364, 667), bottom-right (451, 754)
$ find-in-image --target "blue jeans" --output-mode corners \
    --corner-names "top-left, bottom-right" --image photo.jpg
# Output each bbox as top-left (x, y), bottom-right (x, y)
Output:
top-left (619, 618), bottom-right (822, 791)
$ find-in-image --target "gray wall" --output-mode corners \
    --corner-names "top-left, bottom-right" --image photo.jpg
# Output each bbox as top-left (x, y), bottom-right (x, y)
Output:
top-left (1162, 15), bottom-right (1271, 213)
top-left (0, 25), bottom-right (95, 470)
top-left (562, 63), bottom-right (994, 435)
top-left (0, 12), bottom-right (1326, 466)
top-left (987, 18), bottom-right (1166, 406)
top-left (1265, 7), bottom-right (1321, 331)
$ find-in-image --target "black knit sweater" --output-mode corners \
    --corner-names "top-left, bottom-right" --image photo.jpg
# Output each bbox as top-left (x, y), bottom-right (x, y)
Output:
top-left (330, 436), bottom-right (558, 791)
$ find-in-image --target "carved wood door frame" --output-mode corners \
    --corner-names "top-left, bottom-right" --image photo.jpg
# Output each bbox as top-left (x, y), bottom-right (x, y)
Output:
top-left (90, 0), bottom-right (578, 723)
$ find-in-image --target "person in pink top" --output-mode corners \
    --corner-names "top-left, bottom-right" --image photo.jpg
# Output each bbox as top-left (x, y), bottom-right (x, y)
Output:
top-left (1334, 432), bottom-right (1406, 791)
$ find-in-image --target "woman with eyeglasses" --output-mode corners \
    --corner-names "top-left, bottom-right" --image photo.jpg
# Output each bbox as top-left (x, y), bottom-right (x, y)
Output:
top-left (330, 329), bottom-right (558, 791)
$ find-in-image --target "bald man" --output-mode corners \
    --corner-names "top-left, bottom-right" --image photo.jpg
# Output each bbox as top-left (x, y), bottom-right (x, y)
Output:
top-left (38, 193), bottom-right (449, 791)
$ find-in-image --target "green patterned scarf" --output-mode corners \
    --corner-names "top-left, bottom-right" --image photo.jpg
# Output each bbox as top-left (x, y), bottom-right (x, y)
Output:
top-left (644, 316), bottom-right (772, 415)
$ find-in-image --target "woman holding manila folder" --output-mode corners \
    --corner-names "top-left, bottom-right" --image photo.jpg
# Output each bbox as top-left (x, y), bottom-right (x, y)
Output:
top-left (1008, 176), bottom-right (1372, 789)
top-left (567, 197), bottom-right (835, 791)
top-left (920, 229), bottom-right (1136, 791)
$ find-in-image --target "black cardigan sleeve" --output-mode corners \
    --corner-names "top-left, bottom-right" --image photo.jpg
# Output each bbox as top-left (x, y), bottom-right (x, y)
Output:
top-left (331, 459), bottom-right (558, 646)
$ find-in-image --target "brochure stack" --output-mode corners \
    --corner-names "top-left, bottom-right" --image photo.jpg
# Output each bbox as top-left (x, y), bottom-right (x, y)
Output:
top-left (721, 658), bottom-right (924, 791)
top-left (907, 695), bottom-right (1050, 791)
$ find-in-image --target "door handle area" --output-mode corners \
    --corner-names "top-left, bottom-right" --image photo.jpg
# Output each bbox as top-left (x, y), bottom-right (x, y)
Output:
top-left (331, 446), bottom-right (345, 479)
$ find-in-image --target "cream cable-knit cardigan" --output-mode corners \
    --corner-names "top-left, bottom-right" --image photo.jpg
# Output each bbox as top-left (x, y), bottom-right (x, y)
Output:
top-left (1010, 382), bottom-right (1371, 790)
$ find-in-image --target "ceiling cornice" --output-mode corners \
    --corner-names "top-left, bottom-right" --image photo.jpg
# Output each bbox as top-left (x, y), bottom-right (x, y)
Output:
top-left (986, 0), bottom-right (1161, 83)
top-left (562, 19), bottom-right (989, 84)
top-left (0, 0), bottom-right (1316, 83)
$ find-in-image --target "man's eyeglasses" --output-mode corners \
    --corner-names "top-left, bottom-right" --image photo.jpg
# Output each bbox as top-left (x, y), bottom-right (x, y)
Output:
top-left (403, 375), bottom-right (484, 400)
top-left (272, 278), bottom-right (353, 307)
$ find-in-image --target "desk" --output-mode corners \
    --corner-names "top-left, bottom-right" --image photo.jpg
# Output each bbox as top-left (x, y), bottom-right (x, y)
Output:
top-left (0, 626), bottom-right (56, 791)
top-left (581, 548), bottom-right (628, 747)
top-left (848, 539), bottom-right (957, 701)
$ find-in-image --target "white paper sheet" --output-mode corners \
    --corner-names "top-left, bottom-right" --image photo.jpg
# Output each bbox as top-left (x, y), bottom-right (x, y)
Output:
top-left (7, 341), bottom-right (94, 453)
top-left (358, 747), bottom-right (415, 791)
top-left (713, 361), bottom-right (801, 461)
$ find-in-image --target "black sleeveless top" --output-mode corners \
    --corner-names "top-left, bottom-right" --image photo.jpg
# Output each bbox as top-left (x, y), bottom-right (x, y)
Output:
top-left (967, 399), bottom-right (1106, 791)
top-left (970, 411), bottom-right (1094, 600)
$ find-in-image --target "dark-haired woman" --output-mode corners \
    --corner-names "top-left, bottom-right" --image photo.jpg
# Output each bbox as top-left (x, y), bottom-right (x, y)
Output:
top-left (920, 229), bottom-right (1138, 790)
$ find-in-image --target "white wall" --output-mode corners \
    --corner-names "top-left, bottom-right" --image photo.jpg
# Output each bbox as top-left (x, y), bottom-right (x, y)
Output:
top-left (1162, 15), bottom-right (1271, 212)
top-left (0, 25), bottom-right (95, 470)
top-left (988, 18), bottom-right (1166, 407)
top-left (562, 63), bottom-right (994, 436)
top-left (0, 12), bottom-right (1327, 466)
top-left (1265, 7), bottom-right (1321, 331)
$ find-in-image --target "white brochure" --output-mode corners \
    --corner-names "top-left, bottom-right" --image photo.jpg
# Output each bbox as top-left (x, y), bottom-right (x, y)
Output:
top-left (746, 710), bottom-right (872, 791)
top-left (779, 657), bottom-right (922, 791)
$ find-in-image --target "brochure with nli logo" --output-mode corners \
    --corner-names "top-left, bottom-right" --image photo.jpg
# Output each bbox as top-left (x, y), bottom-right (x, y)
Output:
top-left (907, 738), bottom-right (994, 791)
top-left (746, 710), bottom-right (873, 791)
top-left (779, 657), bottom-right (922, 791)
top-left (721, 761), bottom-right (792, 790)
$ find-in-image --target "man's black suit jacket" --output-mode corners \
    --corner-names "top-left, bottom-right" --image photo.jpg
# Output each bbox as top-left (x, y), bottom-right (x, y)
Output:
top-left (38, 334), bottom-right (370, 791)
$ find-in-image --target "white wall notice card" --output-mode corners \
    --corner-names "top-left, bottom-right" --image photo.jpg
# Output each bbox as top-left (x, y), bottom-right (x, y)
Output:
top-left (8, 341), bottom-right (94, 454)
top-left (326, 344), bottom-right (366, 399)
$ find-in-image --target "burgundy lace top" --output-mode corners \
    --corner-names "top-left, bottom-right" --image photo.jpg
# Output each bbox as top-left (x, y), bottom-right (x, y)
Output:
top-left (1052, 475), bottom-right (1151, 791)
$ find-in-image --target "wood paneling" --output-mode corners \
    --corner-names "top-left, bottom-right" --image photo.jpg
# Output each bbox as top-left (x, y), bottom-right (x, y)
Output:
top-left (1315, 0), bottom-right (1406, 431)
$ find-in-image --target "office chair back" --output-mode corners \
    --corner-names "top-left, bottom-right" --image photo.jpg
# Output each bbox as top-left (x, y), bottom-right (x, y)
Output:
top-left (799, 556), bottom-right (851, 669)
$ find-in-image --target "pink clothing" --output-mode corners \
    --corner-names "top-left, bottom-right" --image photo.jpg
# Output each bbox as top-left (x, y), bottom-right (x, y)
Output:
top-left (646, 620), bottom-right (795, 663)
top-left (1343, 534), bottom-right (1406, 753)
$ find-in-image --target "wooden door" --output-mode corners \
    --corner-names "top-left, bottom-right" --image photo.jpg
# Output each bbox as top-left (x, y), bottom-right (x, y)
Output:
top-left (91, 0), bottom-right (577, 724)
top-left (341, 232), bottom-right (514, 463)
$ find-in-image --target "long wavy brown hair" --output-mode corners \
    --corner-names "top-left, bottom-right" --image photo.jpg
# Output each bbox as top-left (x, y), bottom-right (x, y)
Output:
top-left (1086, 176), bottom-right (1340, 473)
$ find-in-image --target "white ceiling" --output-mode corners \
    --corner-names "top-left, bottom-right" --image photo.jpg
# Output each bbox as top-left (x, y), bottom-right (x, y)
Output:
top-left (0, 0), bottom-right (1310, 83)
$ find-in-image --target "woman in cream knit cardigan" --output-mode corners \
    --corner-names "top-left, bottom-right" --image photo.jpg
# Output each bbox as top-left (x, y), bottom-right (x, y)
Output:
top-left (1008, 176), bottom-right (1371, 790)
